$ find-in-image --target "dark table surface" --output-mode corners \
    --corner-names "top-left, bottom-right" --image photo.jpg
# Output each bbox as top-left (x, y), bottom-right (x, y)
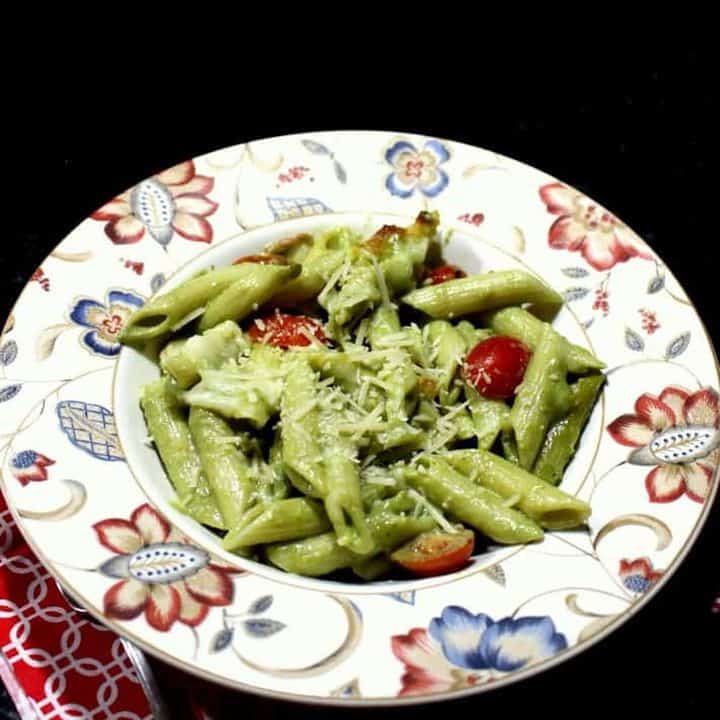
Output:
top-left (2, 55), bottom-right (717, 716)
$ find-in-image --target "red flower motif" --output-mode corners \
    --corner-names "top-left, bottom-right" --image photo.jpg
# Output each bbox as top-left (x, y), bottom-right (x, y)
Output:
top-left (10, 450), bottom-right (55, 486)
top-left (91, 161), bottom-right (217, 246)
top-left (391, 628), bottom-right (487, 696)
top-left (93, 504), bottom-right (236, 631)
top-left (458, 212), bottom-right (485, 227)
top-left (30, 267), bottom-right (50, 291)
top-left (639, 308), bottom-right (660, 335)
top-left (618, 557), bottom-right (663, 595)
top-left (278, 166), bottom-right (310, 183)
top-left (607, 385), bottom-right (719, 503)
top-left (540, 183), bottom-right (654, 271)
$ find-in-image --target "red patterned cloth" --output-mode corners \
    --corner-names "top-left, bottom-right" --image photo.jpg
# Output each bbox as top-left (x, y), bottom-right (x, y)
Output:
top-left (0, 491), bottom-right (153, 719)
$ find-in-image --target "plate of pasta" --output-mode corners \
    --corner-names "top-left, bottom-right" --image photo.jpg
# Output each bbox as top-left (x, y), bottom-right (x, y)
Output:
top-left (1, 131), bottom-right (717, 705)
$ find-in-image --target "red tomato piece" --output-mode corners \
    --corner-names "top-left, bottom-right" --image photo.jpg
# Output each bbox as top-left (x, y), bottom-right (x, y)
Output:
top-left (463, 335), bottom-right (531, 400)
top-left (248, 311), bottom-right (326, 348)
top-left (391, 530), bottom-right (475, 577)
top-left (232, 253), bottom-right (287, 265)
top-left (427, 264), bottom-right (467, 285)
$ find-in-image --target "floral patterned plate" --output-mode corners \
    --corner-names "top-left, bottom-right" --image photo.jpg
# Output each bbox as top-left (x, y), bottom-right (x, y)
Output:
top-left (1, 131), bottom-right (717, 705)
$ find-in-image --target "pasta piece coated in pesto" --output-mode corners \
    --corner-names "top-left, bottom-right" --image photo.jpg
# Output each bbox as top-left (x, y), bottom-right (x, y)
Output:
top-left (272, 227), bottom-right (359, 305)
top-left (222, 498), bottom-right (330, 550)
top-left (198, 263), bottom-right (300, 331)
top-left (159, 321), bottom-right (248, 389)
top-left (482, 307), bottom-right (604, 373)
top-left (465, 385), bottom-right (511, 450)
top-left (188, 407), bottom-right (254, 529)
top-left (121, 265), bottom-right (253, 348)
top-left (405, 456), bottom-right (543, 544)
top-left (510, 323), bottom-right (572, 469)
top-left (141, 378), bottom-right (224, 529)
top-left (424, 320), bottom-right (466, 404)
top-left (265, 496), bottom-right (435, 577)
top-left (533, 374), bottom-right (605, 485)
top-left (281, 359), bottom-right (327, 498)
top-left (182, 344), bottom-right (285, 427)
top-left (444, 449), bottom-right (591, 530)
top-left (402, 270), bottom-right (563, 319)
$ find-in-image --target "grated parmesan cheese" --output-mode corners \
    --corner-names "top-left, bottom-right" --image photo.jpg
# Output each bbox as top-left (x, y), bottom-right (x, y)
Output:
top-left (368, 253), bottom-right (391, 308)
top-left (407, 489), bottom-right (456, 533)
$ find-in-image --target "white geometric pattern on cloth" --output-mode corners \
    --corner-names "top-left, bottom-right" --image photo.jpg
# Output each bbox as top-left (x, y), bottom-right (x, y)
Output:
top-left (0, 504), bottom-right (151, 720)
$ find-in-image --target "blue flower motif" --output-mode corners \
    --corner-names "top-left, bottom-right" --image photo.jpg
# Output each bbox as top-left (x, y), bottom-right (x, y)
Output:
top-left (68, 289), bottom-right (144, 357)
top-left (385, 139), bottom-right (450, 198)
top-left (429, 605), bottom-right (567, 672)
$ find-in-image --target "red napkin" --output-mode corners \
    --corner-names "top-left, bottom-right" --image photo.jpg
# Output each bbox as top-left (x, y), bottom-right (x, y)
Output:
top-left (0, 491), bottom-right (153, 719)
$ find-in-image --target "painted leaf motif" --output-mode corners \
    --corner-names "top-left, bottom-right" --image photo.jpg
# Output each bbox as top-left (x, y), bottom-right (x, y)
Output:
top-left (127, 542), bottom-right (209, 584)
top-left (266, 197), bottom-right (332, 221)
top-left (563, 287), bottom-right (590, 303)
top-left (387, 591), bottom-right (416, 606)
top-left (242, 618), bottom-right (286, 638)
top-left (665, 332), bottom-right (690, 359)
top-left (483, 564), bottom-right (506, 586)
top-left (582, 318), bottom-right (595, 330)
top-left (333, 159), bottom-right (347, 184)
top-left (331, 678), bottom-right (361, 698)
top-left (0, 385), bottom-right (21, 403)
top-left (562, 267), bottom-right (590, 279)
top-left (0, 340), bottom-right (18, 366)
top-left (150, 273), bottom-right (166, 293)
top-left (625, 328), bottom-right (644, 352)
top-left (56, 400), bottom-right (124, 461)
top-left (99, 555), bottom-right (131, 579)
top-left (647, 274), bottom-right (665, 294)
top-left (301, 139), bottom-right (331, 156)
top-left (247, 595), bottom-right (273, 615)
top-left (211, 627), bottom-right (234, 652)
top-left (36, 324), bottom-right (69, 361)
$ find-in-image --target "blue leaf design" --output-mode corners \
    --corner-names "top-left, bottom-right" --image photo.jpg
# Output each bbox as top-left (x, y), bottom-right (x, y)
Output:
top-left (647, 275), bottom-right (665, 294)
top-left (242, 618), bottom-right (286, 638)
top-left (333, 159), bottom-right (347, 184)
top-left (665, 332), bottom-right (691, 359)
top-left (582, 318), bottom-right (595, 329)
top-left (56, 400), bottom-right (124, 461)
top-left (211, 627), bottom-right (234, 652)
top-left (247, 595), bottom-right (273, 615)
top-left (301, 139), bottom-right (331, 156)
top-left (0, 384), bottom-right (21, 403)
top-left (625, 328), bottom-right (644, 352)
top-left (266, 197), bottom-right (332, 221)
top-left (0, 340), bottom-right (18, 366)
top-left (150, 273), bottom-right (166, 293)
top-left (563, 287), bottom-right (590, 303)
top-left (562, 267), bottom-right (590, 279)
top-left (388, 591), bottom-right (416, 606)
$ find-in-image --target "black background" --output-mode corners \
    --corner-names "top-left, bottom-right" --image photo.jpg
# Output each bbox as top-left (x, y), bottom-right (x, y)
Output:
top-left (2, 51), bottom-right (717, 716)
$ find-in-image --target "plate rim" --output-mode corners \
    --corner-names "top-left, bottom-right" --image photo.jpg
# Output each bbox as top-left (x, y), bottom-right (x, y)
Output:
top-left (1, 129), bottom-right (718, 706)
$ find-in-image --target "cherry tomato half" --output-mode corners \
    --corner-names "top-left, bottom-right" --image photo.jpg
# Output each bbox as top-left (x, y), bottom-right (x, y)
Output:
top-left (391, 529), bottom-right (475, 577)
top-left (248, 311), bottom-right (326, 349)
top-left (426, 264), bottom-right (467, 285)
top-left (463, 335), bottom-right (532, 400)
top-left (233, 253), bottom-right (288, 265)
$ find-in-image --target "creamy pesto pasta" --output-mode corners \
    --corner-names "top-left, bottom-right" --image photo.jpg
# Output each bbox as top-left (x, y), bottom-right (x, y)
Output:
top-left (120, 213), bottom-right (604, 580)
